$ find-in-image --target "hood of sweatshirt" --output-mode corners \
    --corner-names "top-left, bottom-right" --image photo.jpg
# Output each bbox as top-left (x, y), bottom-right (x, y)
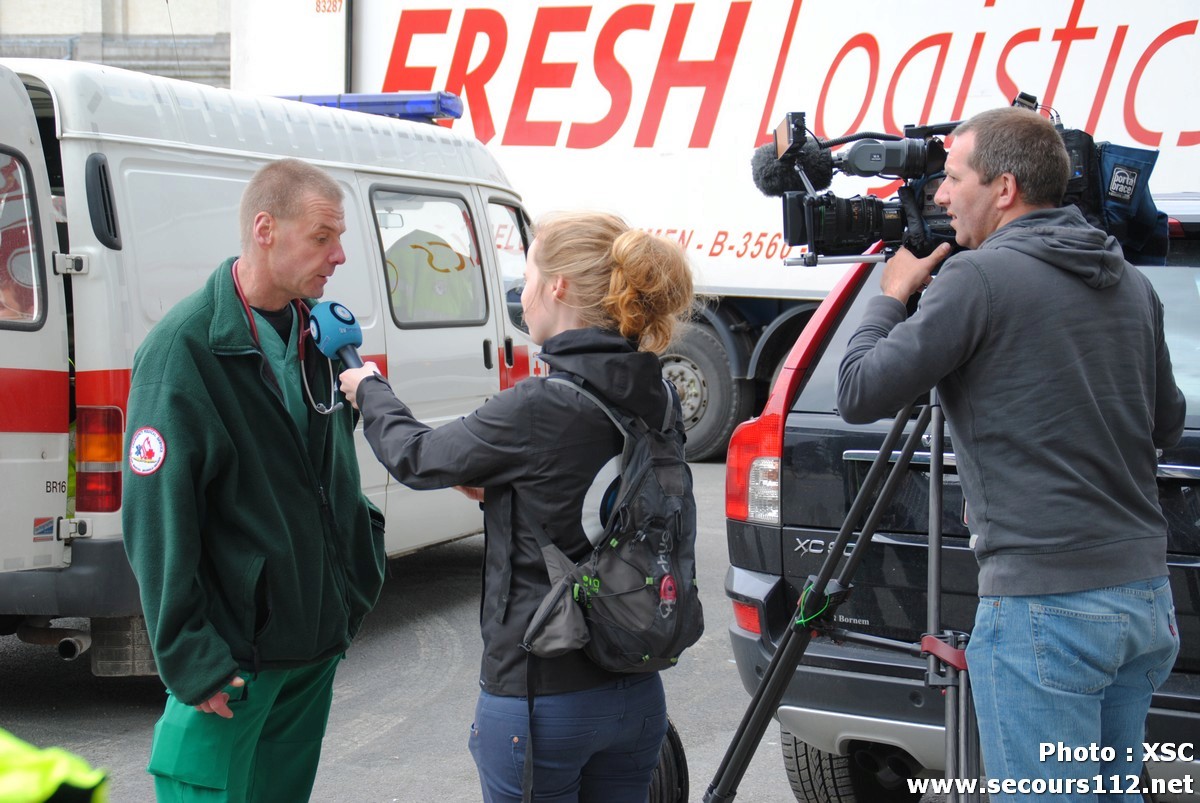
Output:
top-left (981, 205), bottom-right (1127, 289)
top-left (537, 327), bottom-right (670, 422)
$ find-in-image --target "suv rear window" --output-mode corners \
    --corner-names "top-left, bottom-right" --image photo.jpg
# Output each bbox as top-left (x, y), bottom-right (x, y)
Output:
top-left (793, 262), bottom-right (1200, 430)
top-left (1149, 267), bottom-right (1200, 425)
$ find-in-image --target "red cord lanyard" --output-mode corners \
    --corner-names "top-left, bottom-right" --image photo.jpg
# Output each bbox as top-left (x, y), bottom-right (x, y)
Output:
top-left (231, 259), bottom-right (309, 360)
top-left (231, 260), bottom-right (340, 415)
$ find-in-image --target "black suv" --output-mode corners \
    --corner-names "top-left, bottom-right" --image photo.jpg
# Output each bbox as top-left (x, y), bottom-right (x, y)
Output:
top-left (723, 223), bottom-right (1200, 801)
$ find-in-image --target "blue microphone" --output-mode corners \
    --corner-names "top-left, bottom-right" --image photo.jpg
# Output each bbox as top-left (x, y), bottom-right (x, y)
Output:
top-left (309, 301), bottom-right (363, 368)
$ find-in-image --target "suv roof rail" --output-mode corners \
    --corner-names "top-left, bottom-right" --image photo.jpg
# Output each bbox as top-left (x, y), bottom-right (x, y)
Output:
top-left (281, 91), bottom-right (464, 123)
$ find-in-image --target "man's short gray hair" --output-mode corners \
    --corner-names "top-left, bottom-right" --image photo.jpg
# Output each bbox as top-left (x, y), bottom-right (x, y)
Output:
top-left (953, 107), bottom-right (1070, 208)
top-left (239, 159), bottom-right (343, 251)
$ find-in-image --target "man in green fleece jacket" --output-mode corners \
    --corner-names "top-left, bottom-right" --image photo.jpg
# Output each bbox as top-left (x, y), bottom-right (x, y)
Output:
top-left (122, 159), bottom-right (387, 802)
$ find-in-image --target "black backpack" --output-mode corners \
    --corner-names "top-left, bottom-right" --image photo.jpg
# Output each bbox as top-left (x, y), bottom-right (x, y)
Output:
top-left (521, 375), bottom-right (704, 672)
top-left (517, 375), bottom-right (704, 801)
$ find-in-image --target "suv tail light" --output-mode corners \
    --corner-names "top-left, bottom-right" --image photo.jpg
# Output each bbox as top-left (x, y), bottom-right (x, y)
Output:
top-left (727, 416), bottom-right (783, 523)
top-left (731, 600), bottom-right (762, 634)
top-left (726, 257), bottom-right (878, 524)
top-left (76, 405), bottom-right (123, 512)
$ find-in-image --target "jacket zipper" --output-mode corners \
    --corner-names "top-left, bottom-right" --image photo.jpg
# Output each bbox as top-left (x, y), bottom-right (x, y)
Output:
top-left (223, 344), bottom-right (357, 638)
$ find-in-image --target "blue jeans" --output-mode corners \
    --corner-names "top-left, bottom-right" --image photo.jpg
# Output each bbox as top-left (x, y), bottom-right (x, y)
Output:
top-left (966, 578), bottom-right (1179, 802)
top-left (468, 673), bottom-right (667, 803)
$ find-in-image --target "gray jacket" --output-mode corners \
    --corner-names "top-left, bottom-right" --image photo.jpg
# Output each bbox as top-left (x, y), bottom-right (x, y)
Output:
top-left (838, 206), bottom-right (1186, 596)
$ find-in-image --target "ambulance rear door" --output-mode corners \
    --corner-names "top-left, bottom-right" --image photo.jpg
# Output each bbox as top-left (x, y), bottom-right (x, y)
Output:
top-left (0, 65), bottom-right (71, 575)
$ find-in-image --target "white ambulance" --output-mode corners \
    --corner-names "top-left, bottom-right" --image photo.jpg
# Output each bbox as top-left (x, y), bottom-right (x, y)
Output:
top-left (0, 58), bottom-right (540, 676)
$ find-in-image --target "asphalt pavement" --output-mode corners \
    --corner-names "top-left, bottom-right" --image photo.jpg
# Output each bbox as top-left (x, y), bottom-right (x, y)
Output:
top-left (0, 462), bottom-right (936, 802)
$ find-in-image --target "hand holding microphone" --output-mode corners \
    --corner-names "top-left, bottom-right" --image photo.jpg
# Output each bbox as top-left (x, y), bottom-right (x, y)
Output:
top-left (337, 362), bottom-right (382, 410)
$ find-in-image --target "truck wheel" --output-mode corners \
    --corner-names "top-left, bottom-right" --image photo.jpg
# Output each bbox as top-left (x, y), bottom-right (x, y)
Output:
top-left (649, 716), bottom-right (688, 803)
top-left (661, 325), bottom-right (754, 462)
top-left (781, 728), bottom-right (919, 803)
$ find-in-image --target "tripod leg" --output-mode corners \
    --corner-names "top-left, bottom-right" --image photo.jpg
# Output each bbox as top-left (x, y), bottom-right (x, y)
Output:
top-left (959, 655), bottom-right (982, 803)
top-left (706, 402), bottom-right (929, 802)
top-left (704, 621), bottom-right (816, 803)
top-left (924, 392), bottom-right (983, 802)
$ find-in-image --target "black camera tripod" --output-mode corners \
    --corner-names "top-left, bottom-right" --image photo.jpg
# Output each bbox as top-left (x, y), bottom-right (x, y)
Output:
top-left (705, 388), bottom-right (984, 803)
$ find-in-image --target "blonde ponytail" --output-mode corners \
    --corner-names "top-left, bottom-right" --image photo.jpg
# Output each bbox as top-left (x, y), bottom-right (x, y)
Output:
top-left (532, 212), bottom-right (694, 353)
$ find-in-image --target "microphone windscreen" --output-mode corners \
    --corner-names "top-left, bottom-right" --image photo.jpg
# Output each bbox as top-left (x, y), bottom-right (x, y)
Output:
top-left (309, 301), bottom-right (362, 361)
top-left (750, 143), bottom-right (795, 197)
top-left (794, 139), bottom-right (835, 191)
top-left (750, 140), bottom-right (835, 197)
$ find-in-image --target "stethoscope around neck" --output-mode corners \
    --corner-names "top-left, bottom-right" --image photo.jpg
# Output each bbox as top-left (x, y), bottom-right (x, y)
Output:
top-left (231, 260), bottom-right (342, 415)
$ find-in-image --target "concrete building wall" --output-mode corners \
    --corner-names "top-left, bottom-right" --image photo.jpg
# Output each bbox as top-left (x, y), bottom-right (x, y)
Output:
top-left (0, 0), bottom-right (231, 87)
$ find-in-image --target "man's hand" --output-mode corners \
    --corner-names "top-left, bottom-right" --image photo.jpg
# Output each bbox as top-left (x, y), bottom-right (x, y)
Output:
top-left (195, 675), bottom-right (245, 719)
top-left (881, 243), bottom-right (953, 301)
top-left (339, 362), bottom-right (382, 410)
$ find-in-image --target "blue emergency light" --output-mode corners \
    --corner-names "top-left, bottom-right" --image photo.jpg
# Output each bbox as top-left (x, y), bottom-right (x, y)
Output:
top-left (282, 91), bottom-right (464, 122)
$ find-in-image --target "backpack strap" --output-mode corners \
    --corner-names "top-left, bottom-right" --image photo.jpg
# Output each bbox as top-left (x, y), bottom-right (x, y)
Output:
top-left (658, 378), bottom-right (678, 432)
top-left (522, 658), bottom-right (538, 803)
top-left (547, 374), bottom-right (678, 435)
top-left (547, 376), bottom-right (629, 437)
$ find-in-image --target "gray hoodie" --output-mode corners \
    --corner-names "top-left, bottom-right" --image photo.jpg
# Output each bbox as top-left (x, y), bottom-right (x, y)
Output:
top-left (838, 206), bottom-right (1186, 596)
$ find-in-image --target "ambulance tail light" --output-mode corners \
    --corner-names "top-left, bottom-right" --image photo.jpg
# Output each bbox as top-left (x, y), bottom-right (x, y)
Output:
top-left (76, 406), bottom-right (123, 513)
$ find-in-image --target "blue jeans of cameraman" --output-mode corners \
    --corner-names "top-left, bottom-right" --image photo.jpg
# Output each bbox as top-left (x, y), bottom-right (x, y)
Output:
top-left (469, 672), bottom-right (666, 803)
top-left (966, 577), bottom-right (1178, 802)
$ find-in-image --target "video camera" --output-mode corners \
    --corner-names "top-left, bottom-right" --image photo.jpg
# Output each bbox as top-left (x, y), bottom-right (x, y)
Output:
top-left (753, 111), bottom-right (958, 266)
top-left (756, 94), bottom-right (1171, 267)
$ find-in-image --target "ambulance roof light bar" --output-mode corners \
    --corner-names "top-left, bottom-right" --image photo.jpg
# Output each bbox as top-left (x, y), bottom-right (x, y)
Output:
top-left (282, 91), bottom-right (464, 123)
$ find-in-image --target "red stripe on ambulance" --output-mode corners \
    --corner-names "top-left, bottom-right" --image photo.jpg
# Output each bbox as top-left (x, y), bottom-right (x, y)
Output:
top-left (0, 368), bottom-right (69, 433)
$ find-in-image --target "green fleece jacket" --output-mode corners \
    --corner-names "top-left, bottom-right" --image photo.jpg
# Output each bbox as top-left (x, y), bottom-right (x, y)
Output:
top-left (122, 258), bottom-right (386, 706)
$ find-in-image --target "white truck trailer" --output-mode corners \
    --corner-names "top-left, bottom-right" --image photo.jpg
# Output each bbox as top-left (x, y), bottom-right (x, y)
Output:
top-left (232, 0), bottom-right (1199, 460)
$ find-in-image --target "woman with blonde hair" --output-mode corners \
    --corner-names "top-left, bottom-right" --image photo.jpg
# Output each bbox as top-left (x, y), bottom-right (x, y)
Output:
top-left (339, 211), bottom-right (694, 801)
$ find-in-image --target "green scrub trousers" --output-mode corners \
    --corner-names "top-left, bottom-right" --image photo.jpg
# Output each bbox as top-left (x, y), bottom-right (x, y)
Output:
top-left (147, 655), bottom-right (341, 802)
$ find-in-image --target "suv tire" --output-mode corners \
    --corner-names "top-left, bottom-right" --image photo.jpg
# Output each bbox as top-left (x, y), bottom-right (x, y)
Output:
top-left (781, 728), bottom-right (920, 803)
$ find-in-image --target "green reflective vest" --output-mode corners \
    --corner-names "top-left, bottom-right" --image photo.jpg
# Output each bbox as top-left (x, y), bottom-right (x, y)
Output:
top-left (0, 729), bottom-right (108, 803)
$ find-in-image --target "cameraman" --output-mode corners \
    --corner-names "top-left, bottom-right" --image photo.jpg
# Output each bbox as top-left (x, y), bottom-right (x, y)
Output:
top-left (837, 106), bottom-right (1184, 801)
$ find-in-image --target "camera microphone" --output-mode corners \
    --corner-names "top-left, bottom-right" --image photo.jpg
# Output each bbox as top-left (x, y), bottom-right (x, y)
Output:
top-left (751, 141), bottom-right (834, 197)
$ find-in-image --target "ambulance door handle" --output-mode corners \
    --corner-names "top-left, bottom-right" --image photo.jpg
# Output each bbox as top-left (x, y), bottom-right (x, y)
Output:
top-left (504, 337), bottom-right (514, 367)
top-left (483, 339), bottom-right (493, 370)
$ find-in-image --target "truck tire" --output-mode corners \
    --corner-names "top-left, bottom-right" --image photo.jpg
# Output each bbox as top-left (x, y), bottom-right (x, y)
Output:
top-left (781, 728), bottom-right (919, 803)
top-left (661, 325), bottom-right (754, 462)
top-left (649, 717), bottom-right (688, 803)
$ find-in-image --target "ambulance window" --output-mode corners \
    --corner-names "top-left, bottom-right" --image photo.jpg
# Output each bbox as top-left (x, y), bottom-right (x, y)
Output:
top-left (488, 202), bottom-right (529, 332)
top-left (373, 190), bottom-right (487, 328)
top-left (0, 151), bottom-right (42, 328)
